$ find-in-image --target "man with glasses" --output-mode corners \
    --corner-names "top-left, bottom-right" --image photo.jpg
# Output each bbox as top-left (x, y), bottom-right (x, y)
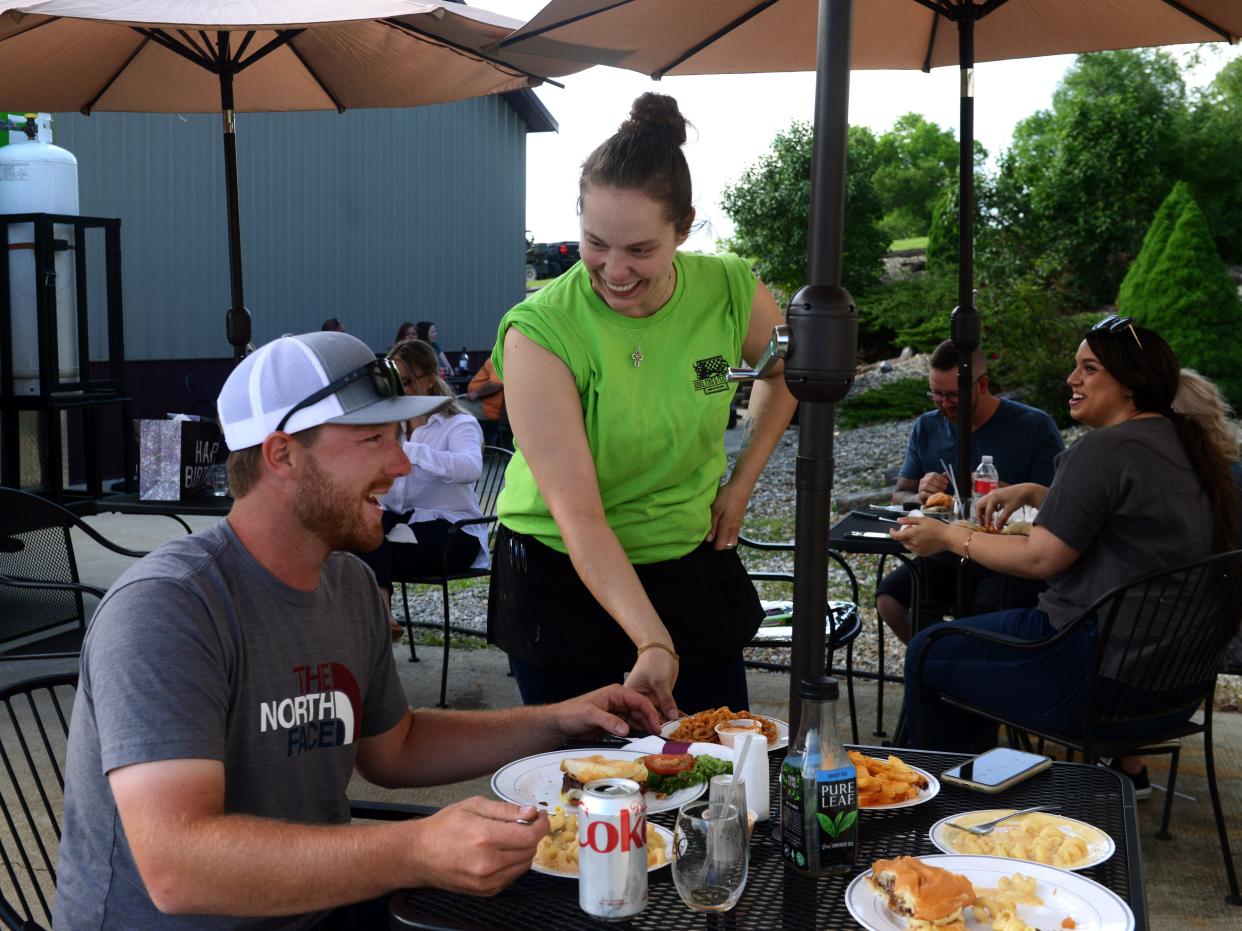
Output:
top-left (55, 331), bottom-right (661, 929)
top-left (878, 340), bottom-right (1064, 642)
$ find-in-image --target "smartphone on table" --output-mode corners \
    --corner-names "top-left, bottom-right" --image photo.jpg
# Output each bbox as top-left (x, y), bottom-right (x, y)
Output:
top-left (941, 747), bottom-right (1051, 794)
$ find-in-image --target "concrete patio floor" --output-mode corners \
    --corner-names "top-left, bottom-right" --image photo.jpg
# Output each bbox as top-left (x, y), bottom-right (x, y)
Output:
top-left (2, 511), bottom-right (1240, 928)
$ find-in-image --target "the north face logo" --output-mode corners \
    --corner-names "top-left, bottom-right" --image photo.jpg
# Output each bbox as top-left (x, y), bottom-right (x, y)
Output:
top-left (693, 356), bottom-right (730, 395)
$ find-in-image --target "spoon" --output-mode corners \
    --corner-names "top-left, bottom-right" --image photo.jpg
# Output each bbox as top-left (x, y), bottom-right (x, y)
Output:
top-left (946, 805), bottom-right (1061, 836)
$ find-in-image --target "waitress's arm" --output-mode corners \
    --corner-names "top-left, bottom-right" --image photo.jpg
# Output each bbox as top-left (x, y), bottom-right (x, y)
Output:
top-left (708, 281), bottom-right (799, 548)
top-left (501, 327), bottom-right (681, 720)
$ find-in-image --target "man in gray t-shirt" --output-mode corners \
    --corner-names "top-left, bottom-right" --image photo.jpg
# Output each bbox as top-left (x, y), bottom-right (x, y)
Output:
top-left (54, 333), bottom-right (662, 930)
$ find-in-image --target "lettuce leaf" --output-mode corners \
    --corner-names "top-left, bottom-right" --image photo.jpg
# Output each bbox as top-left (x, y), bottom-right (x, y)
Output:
top-left (645, 754), bottom-right (733, 794)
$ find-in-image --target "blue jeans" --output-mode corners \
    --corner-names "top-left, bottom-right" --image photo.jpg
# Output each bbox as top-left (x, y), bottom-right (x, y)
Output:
top-left (507, 654), bottom-right (750, 716)
top-left (904, 607), bottom-right (1198, 752)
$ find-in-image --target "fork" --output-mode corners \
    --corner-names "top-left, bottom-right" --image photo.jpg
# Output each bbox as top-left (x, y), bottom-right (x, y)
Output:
top-left (946, 805), bottom-right (1061, 836)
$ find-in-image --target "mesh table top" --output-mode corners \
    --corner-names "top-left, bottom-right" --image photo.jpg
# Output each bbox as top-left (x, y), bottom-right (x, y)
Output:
top-left (390, 746), bottom-right (1146, 930)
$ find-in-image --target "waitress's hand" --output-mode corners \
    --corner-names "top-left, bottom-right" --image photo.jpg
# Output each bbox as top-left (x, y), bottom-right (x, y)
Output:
top-left (707, 479), bottom-right (749, 551)
top-left (889, 515), bottom-right (952, 557)
top-left (624, 648), bottom-right (681, 722)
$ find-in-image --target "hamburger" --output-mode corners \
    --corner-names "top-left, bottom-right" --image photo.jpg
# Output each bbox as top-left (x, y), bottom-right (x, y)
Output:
top-left (559, 755), bottom-right (648, 805)
top-left (924, 492), bottom-right (954, 512)
top-left (866, 857), bottom-right (975, 930)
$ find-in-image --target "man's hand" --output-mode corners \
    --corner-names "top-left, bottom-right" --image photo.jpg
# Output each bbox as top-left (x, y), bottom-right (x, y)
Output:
top-left (889, 515), bottom-right (953, 557)
top-left (623, 649), bottom-right (681, 722)
top-left (550, 683), bottom-right (664, 741)
top-left (916, 471), bottom-right (949, 502)
top-left (408, 798), bottom-right (547, 896)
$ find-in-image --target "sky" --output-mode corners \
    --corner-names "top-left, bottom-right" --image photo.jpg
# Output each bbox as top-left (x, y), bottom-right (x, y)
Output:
top-left (474, 1), bottom-right (1240, 253)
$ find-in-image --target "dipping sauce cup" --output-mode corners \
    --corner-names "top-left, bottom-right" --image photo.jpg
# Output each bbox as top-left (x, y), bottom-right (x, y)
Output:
top-left (714, 719), bottom-right (763, 749)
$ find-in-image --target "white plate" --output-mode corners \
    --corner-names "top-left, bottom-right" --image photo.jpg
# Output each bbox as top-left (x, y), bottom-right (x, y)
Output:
top-left (845, 854), bottom-right (1135, 931)
top-left (857, 762), bottom-right (941, 811)
top-left (530, 823), bottom-right (674, 879)
top-left (658, 715), bottom-right (789, 751)
top-left (929, 809), bottom-right (1115, 871)
top-left (490, 749), bottom-right (707, 815)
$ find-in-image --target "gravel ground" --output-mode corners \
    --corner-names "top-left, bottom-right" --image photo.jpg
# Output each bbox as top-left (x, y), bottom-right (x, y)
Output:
top-left (393, 359), bottom-right (1240, 709)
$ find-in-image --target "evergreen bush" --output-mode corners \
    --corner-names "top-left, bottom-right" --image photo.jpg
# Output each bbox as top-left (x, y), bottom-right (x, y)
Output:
top-left (1118, 183), bottom-right (1242, 406)
top-left (838, 377), bottom-right (929, 430)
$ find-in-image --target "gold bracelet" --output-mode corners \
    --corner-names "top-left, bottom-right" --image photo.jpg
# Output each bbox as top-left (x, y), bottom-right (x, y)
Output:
top-left (636, 642), bottom-right (680, 662)
top-left (961, 529), bottom-right (976, 562)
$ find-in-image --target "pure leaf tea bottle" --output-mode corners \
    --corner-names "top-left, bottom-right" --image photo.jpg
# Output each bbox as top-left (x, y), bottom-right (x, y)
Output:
top-left (780, 676), bottom-right (857, 875)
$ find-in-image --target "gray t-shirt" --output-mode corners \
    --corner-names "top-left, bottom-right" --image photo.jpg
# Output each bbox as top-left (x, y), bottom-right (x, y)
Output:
top-left (1036, 417), bottom-right (1213, 679)
top-left (54, 521), bottom-right (408, 930)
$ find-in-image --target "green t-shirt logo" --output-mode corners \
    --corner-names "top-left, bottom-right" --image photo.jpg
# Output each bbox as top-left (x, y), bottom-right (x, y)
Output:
top-left (693, 356), bottom-right (730, 395)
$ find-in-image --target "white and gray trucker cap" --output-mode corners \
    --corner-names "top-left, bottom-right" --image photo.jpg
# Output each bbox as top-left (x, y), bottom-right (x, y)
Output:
top-left (217, 331), bottom-right (450, 451)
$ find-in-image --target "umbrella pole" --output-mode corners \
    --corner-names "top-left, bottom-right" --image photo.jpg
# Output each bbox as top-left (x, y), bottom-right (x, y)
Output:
top-left (217, 39), bottom-right (252, 363)
top-left (785, 0), bottom-right (858, 736)
top-left (951, 3), bottom-right (980, 617)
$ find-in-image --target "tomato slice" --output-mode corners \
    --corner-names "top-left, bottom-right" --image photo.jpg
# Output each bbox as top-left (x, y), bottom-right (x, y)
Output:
top-left (643, 753), bottom-right (695, 776)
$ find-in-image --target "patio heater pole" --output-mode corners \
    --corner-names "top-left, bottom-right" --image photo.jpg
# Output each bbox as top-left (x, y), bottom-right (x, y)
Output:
top-left (784, 0), bottom-right (858, 735)
top-left (218, 32), bottom-right (252, 364)
top-left (951, 2), bottom-right (980, 616)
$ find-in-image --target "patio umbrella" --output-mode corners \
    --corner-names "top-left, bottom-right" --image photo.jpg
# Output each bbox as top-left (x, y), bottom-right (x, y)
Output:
top-left (493, 0), bottom-right (1242, 729)
top-left (0, 0), bottom-right (552, 360)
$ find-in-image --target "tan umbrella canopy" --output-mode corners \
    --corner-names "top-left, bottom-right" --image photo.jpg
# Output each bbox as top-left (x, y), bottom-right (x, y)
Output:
top-left (0, 0), bottom-right (550, 356)
top-left (495, 0), bottom-right (1242, 727)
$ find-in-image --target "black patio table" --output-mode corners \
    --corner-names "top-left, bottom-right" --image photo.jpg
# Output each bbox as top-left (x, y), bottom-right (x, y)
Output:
top-left (389, 746), bottom-right (1147, 930)
top-left (92, 491), bottom-right (231, 532)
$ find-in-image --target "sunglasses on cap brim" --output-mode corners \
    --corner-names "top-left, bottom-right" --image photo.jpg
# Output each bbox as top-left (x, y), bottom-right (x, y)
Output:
top-left (1089, 314), bottom-right (1143, 350)
top-left (275, 358), bottom-right (403, 434)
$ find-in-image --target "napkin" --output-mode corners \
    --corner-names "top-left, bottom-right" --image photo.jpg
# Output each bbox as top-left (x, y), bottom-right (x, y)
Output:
top-left (623, 735), bottom-right (733, 760)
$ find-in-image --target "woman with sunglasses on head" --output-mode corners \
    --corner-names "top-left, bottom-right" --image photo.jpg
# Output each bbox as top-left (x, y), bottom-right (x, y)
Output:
top-left (354, 339), bottom-right (488, 637)
top-left (893, 317), bottom-right (1239, 784)
top-left (486, 93), bottom-right (799, 720)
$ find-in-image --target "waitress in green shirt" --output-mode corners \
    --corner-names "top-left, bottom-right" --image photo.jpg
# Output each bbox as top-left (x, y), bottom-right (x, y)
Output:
top-left (486, 93), bottom-right (798, 721)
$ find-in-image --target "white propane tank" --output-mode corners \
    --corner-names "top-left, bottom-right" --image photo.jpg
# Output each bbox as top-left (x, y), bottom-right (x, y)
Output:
top-left (0, 125), bottom-right (79, 395)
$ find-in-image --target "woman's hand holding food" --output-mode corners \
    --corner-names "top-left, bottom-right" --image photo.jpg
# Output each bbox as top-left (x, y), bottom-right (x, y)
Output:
top-left (624, 647), bottom-right (682, 722)
top-left (409, 797), bottom-right (547, 896)
top-left (550, 684), bottom-right (662, 742)
top-left (707, 478), bottom-right (750, 550)
top-left (890, 515), bottom-right (953, 556)
top-left (974, 482), bottom-right (1046, 529)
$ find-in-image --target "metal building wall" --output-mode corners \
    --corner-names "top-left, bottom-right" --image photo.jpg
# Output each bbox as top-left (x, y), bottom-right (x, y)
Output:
top-left (54, 94), bottom-right (528, 361)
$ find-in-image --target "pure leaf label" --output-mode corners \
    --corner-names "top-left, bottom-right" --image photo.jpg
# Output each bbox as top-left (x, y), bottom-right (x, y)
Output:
top-left (816, 809), bottom-right (858, 839)
top-left (817, 812), bottom-right (837, 837)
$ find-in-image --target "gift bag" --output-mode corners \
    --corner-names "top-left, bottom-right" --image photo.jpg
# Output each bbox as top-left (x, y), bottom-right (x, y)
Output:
top-left (138, 418), bottom-right (229, 501)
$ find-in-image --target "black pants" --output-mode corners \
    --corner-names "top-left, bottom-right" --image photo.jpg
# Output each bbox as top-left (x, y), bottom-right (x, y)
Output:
top-left (354, 514), bottom-right (481, 592)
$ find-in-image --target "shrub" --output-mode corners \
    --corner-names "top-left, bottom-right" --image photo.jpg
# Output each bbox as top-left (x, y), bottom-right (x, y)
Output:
top-left (838, 377), bottom-right (928, 429)
top-left (855, 273), bottom-right (958, 360)
top-left (1118, 183), bottom-right (1242, 406)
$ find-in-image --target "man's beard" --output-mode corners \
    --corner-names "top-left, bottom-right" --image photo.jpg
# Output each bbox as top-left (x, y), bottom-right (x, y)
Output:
top-left (292, 453), bottom-right (383, 553)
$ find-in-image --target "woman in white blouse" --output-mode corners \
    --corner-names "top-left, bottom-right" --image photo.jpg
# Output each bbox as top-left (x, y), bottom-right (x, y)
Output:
top-left (356, 339), bottom-right (488, 632)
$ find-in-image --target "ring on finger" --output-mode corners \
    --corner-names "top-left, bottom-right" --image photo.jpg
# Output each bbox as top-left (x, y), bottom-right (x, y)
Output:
top-left (725, 541), bottom-right (736, 548)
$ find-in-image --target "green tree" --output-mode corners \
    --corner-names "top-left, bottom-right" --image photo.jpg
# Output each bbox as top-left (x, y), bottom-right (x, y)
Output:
top-left (979, 49), bottom-right (1189, 307)
top-left (721, 121), bottom-right (889, 298)
top-left (871, 113), bottom-right (960, 241)
top-left (1116, 180), bottom-right (1192, 308)
top-left (1119, 184), bottom-right (1242, 405)
top-left (1182, 57), bottom-right (1242, 263)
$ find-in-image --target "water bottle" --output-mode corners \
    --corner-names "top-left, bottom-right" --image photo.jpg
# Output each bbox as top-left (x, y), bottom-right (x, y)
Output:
top-left (974, 455), bottom-right (999, 502)
top-left (457, 349), bottom-right (470, 374)
top-left (780, 677), bottom-right (857, 876)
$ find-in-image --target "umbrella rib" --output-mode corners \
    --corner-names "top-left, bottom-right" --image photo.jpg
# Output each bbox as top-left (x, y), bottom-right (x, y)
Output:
top-left (920, 7), bottom-right (940, 73)
top-left (197, 30), bottom-right (220, 63)
top-left (496, 0), bottom-right (635, 48)
top-left (174, 29), bottom-right (212, 63)
top-left (136, 27), bottom-right (216, 70)
top-left (1158, 0), bottom-right (1235, 39)
top-left (655, 0), bottom-right (781, 79)
top-left (286, 40), bottom-right (347, 113)
top-left (383, 18), bottom-right (562, 89)
top-left (234, 30), bottom-right (304, 74)
top-left (0, 13), bottom-right (59, 47)
top-left (82, 33), bottom-right (150, 114)
top-left (233, 30), bottom-right (257, 63)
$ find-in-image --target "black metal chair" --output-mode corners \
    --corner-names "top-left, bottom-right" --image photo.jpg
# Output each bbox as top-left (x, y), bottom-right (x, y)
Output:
top-left (393, 446), bottom-right (512, 708)
top-left (0, 672), bottom-right (76, 929)
top-left (738, 535), bottom-right (863, 742)
top-left (0, 487), bottom-right (173, 661)
top-left (911, 549), bottom-right (1242, 904)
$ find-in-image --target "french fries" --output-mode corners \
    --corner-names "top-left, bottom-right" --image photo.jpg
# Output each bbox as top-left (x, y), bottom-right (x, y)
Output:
top-left (849, 750), bottom-right (929, 807)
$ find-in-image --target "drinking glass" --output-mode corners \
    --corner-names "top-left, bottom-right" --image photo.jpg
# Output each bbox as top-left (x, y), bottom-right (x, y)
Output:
top-left (209, 463), bottom-right (229, 497)
top-left (672, 800), bottom-right (748, 912)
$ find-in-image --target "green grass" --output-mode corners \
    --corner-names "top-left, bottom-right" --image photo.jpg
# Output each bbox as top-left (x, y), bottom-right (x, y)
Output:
top-left (837, 377), bottom-right (927, 430)
top-left (889, 236), bottom-right (929, 251)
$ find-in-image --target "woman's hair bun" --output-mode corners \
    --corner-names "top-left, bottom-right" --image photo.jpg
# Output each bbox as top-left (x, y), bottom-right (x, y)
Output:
top-left (620, 92), bottom-right (688, 147)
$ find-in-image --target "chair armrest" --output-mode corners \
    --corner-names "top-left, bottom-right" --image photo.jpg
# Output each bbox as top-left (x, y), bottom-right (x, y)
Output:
top-left (440, 515), bottom-right (499, 573)
top-left (0, 574), bottom-right (107, 600)
top-left (69, 515), bottom-right (150, 557)
top-left (348, 800), bottom-right (439, 821)
top-left (738, 534), bottom-right (794, 552)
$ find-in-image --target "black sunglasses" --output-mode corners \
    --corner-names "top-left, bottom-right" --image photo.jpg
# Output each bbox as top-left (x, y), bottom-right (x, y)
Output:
top-left (275, 358), bottom-right (402, 434)
top-left (1090, 314), bottom-right (1143, 349)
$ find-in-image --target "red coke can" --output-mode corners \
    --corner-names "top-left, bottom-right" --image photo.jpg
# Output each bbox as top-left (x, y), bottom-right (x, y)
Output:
top-left (577, 777), bottom-right (648, 920)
